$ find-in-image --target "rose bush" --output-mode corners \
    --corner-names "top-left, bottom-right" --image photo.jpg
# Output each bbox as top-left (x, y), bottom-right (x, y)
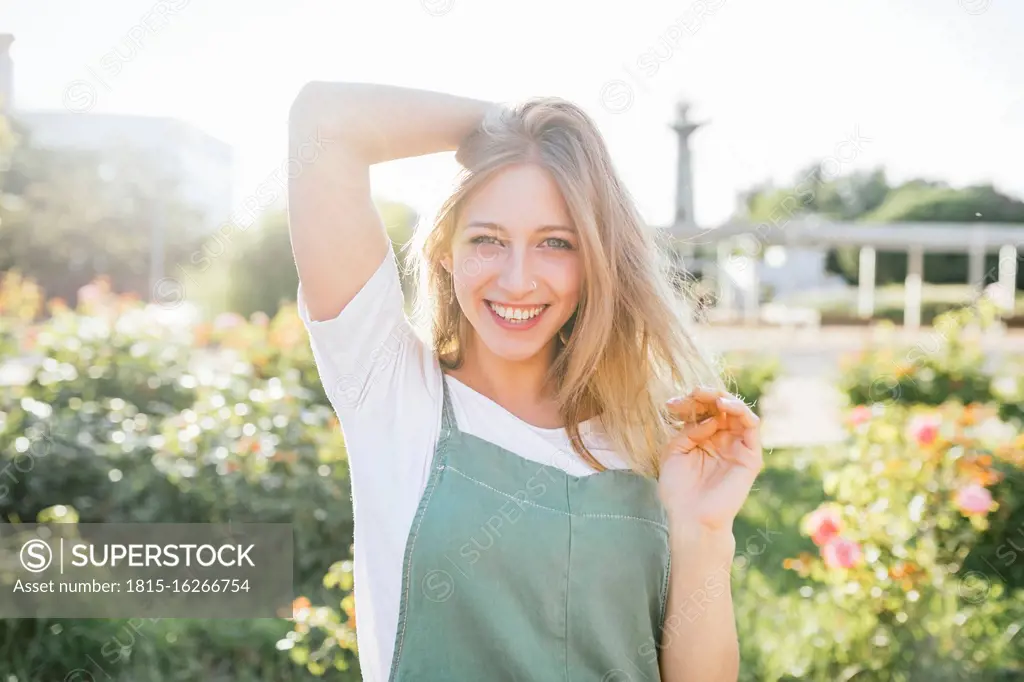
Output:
top-left (0, 276), bottom-right (358, 680)
top-left (776, 401), bottom-right (1024, 680)
top-left (4, 270), bottom-right (1021, 680)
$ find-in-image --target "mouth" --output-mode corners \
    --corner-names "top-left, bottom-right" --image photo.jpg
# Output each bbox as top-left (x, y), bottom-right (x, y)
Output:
top-left (485, 300), bottom-right (550, 330)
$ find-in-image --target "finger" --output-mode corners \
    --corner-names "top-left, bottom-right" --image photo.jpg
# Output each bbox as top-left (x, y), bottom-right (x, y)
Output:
top-left (726, 417), bottom-right (748, 435)
top-left (666, 395), bottom-right (715, 423)
top-left (667, 419), bottom-right (719, 455)
top-left (671, 386), bottom-right (726, 408)
top-left (715, 402), bottom-right (761, 451)
top-left (724, 443), bottom-right (764, 474)
top-left (714, 396), bottom-right (759, 428)
top-left (667, 388), bottom-right (729, 423)
top-left (717, 457), bottom-right (761, 500)
top-left (740, 426), bottom-right (762, 452)
top-left (709, 430), bottom-right (733, 458)
top-left (711, 432), bottom-right (754, 470)
top-left (718, 440), bottom-right (761, 474)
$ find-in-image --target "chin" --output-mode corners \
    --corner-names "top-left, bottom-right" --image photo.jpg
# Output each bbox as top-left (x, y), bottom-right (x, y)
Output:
top-left (478, 334), bottom-right (555, 363)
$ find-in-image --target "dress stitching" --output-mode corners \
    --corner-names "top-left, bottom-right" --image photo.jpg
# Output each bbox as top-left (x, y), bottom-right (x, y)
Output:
top-left (389, 381), bottom-right (456, 681)
top-left (444, 465), bottom-right (669, 533)
top-left (390, 436), bottom-right (447, 677)
top-left (563, 475), bottom-right (571, 682)
top-left (659, 539), bottom-right (672, 636)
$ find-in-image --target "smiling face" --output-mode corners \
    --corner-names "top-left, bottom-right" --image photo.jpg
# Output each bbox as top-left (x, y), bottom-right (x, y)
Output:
top-left (446, 163), bottom-right (582, 364)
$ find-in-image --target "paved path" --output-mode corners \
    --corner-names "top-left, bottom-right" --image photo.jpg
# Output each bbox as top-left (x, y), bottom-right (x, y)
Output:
top-left (697, 324), bottom-right (1024, 450)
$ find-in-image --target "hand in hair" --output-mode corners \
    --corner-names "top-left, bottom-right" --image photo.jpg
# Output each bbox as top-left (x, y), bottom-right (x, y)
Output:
top-left (657, 387), bottom-right (763, 535)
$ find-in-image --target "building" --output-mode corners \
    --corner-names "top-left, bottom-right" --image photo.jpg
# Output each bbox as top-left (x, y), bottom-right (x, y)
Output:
top-left (0, 33), bottom-right (233, 236)
top-left (15, 109), bottom-right (234, 236)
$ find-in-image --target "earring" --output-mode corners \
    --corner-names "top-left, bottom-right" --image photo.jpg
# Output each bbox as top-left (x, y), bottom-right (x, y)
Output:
top-left (559, 309), bottom-right (578, 345)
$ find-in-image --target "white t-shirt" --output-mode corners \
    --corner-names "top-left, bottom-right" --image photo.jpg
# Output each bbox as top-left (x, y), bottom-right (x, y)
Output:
top-left (297, 247), bottom-right (628, 682)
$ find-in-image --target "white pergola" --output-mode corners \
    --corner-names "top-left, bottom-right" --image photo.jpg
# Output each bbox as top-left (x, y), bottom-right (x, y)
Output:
top-left (661, 102), bottom-right (1023, 330)
top-left (666, 219), bottom-right (1022, 330)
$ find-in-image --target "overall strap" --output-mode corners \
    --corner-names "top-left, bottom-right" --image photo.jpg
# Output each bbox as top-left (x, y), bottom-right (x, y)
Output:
top-left (440, 373), bottom-right (459, 438)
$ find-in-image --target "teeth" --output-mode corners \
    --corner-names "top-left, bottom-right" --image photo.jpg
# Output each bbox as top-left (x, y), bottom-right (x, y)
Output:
top-left (490, 302), bottom-right (545, 323)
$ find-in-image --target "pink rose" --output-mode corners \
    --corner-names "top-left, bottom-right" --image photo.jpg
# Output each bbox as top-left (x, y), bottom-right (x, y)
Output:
top-left (954, 484), bottom-right (993, 517)
top-left (805, 505), bottom-right (843, 547)
top-left (822, 537), bottom-right (862, 570)
top-left (214, 312), bottom-right (245, 331)
top-left (908, 414), bottom-right (941, 447)
top-left (848, 405), bottom-right (872, 426)
top-left (77, 283), bottom-right (102, 304)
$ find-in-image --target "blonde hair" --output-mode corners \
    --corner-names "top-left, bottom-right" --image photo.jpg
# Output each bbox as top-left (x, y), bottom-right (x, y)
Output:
top-left (408, 97), bottom-right (725, 478)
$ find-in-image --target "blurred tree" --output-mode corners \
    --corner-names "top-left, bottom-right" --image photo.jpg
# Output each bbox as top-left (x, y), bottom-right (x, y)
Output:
top-left (842, 183), bottom-right (1024, 285)
top-left (742, 165), bottom-right (891, 224)
top-left (739, 166), bottom-right (1024, 287)
top-left (0, 116), bottom-right (204, 305)
top-left (219, 199), bottom-right (419, 318)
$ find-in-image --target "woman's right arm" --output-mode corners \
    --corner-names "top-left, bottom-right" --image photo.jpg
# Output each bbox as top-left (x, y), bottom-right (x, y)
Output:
top-left (287, 82), bottom-right (495, 322)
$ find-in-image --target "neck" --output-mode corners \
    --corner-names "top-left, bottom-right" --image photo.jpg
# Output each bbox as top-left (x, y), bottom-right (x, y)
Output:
top-left (450, 333), bottom-right (563, 428)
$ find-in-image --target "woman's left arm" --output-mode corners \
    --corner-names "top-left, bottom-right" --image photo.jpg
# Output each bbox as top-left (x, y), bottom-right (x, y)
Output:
top-left (659, 526), bottom-right (739, 682)
top-left (656, 387), bottom-right (763, 682)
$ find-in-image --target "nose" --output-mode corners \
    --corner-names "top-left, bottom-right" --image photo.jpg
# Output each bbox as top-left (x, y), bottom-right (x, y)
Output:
top-left (496, 245), bottom-right (535, 300)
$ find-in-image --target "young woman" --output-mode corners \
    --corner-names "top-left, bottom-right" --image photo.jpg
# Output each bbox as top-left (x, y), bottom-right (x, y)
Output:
top-left (288, 82), bottom-right (762, 682)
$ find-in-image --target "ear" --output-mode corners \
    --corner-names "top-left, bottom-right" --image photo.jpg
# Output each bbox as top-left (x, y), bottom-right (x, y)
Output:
top-left (441, 257), bottom-right (452, 274)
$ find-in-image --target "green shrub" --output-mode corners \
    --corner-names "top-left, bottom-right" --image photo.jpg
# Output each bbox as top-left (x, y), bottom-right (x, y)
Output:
top-left (721, 351), bottom-right (781, 416)
top-left (837, 301), bottom-right (1010, 412)
top-left (0, 280), bottom-right (358, 680)
top-left (0, 617), bottom-right (324, 682)
top-left (0, 288), bottom-right (198, 525)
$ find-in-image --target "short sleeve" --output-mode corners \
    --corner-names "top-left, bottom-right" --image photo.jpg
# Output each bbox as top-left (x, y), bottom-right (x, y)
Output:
top-left (298, 248), bottom-right (427, 412)
top-left (296, 246), bottom-right (441, 488)
top-left (298, 248), bottom-right (404, 384)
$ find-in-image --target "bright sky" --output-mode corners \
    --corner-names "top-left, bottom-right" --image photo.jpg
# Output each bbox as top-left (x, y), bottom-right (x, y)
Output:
top-left (6, 0), bottom-right (1024, 227)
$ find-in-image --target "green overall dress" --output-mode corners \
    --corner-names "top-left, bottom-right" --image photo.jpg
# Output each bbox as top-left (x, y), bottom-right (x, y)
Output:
top-left (388, 375), bottom-right (673, 681)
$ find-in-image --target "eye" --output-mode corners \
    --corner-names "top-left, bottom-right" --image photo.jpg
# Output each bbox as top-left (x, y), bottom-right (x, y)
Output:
top-left (542, 237), bottom-right (575, 250)
top-left (470, 235), bottom-right (503, 246)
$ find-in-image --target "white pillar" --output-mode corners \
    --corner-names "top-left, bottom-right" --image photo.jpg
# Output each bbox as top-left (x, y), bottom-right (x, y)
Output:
top-left (997, 244), bottom-right (1018, 316)
top-left (905, 245), bottom-right (924, 331)
top-left (716, 241), bottom-right (735, 317)
top-left (744, 256), bottom-right (760, 325)
top-left (968, 233), bottom-right (986, 293)
top-left (858, 246), bottom-right (876, 318)
top-left (0, 34), bottom-right (13, 111)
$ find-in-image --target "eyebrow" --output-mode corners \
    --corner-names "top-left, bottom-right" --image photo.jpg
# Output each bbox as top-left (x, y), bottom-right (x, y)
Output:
top-left (465, 221), bottom-right (576, 234)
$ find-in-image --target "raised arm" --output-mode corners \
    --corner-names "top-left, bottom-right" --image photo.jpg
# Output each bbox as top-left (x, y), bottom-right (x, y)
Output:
top-left (286, 82), bottom-right (495, 322)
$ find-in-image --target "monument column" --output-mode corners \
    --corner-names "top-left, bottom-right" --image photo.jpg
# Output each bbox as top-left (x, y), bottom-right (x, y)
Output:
top-left (671, 101), bottom-right (704, 228)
